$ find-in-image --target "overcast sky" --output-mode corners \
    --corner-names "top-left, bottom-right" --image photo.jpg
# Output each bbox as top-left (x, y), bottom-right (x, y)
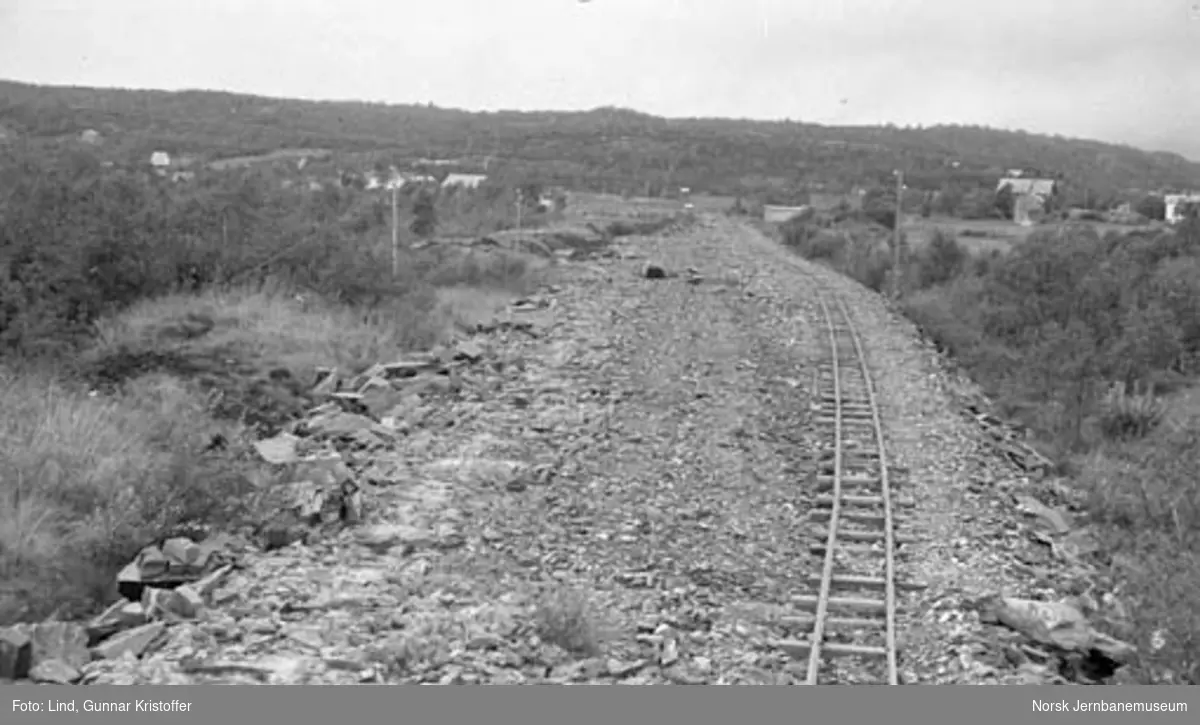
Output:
top-left (2, 0), bottom-right (1198, 159)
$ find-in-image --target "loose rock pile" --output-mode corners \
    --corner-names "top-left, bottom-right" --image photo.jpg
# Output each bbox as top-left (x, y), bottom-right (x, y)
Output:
top-left (961, 404), bottom-right (1055, 477)
top-left (0, 287), bottom-right (565, 685)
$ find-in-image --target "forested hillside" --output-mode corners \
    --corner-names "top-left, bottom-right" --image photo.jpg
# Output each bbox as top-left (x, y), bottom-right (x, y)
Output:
top-left (3, 80), bottom-right (1199, 205)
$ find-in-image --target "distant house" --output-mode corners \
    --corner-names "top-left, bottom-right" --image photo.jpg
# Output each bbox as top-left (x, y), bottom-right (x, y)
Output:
top-left (996, 177), bottom-right (1057, 200)
top-left (400, 172), bottom-right (436, 186)
top-left (383, 172), bottom-right (436, 191)
top-left (441, 173), bottom-right (487, 190)
top-left (808, 190), bottom-right (864, 213)
top-left (149, 151), bottom-right (171, 169)
top-left (763, 205), bottom-right (810, 223)
top-left (997, 176), bottom-right (1058, 223)
top-left (79, 129), bottom-right (102, 145)
top-left (1165, 193), bottom-right (1200, 224)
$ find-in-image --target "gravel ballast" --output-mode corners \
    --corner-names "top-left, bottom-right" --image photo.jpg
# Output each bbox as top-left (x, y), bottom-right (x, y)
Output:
top-left (55, 214), bottom-right (1076, 685)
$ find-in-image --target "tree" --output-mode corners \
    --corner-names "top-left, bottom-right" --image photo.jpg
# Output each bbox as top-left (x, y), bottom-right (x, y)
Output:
top-left (410, 190), bottom-right (437, 237)
top-left (994, 183), bottom-right (1015, 220)
top-left (1133, 195), bottom-right (1166, 222)
top-left (933, 184), bottom-right (964, 216)
top-left (519, 182), bottom-right (544, 206)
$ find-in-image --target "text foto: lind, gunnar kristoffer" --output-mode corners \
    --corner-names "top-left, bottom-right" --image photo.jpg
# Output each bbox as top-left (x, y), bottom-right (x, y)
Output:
top-left (13, 698), bottom-right (193, 713)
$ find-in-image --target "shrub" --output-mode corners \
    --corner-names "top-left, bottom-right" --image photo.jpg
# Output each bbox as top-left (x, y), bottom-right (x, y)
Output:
top-left (840, 237), bottom-right (893, 292)
top-left (804, 231), bottom-right (847, 260)
top-left (532, 586), bottom-right (601, 658)
top-left (1098, 382), bottom-right (1168, 441)
top-left (410, 190), bottom-right (438, 237)
top-left (910, 230), bottom-right (966, 290)
top-left (971, 249), bottom-right (1003, 277)
top-left (899, 276), bottom-right (991, 360)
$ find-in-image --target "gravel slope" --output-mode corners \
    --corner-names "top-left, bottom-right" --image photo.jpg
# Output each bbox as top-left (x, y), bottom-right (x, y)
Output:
top-left (75, 214), bottom-right (1055, 685)
top-left (728, 222), bottom-right (1064, 685)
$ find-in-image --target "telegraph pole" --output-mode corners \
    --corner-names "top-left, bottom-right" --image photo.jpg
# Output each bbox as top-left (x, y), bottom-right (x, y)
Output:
top-left (391, 183), bottom-right (400, 277)
top-left (892, 169), bottom-right (904, 298)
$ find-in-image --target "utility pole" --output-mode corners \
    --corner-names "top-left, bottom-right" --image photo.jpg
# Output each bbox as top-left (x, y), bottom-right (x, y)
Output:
top-left (515, 187), bottom-right (523, 230)
top-left (391, 184), bottom-right (400, 277)
top-left (892, 169), bottom-right (904, 299)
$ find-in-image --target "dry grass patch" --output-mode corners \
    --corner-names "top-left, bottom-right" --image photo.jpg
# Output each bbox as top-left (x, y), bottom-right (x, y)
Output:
top-left (90, 283), bottom-right (443, 382)
top-left (434, 286), bottom-right (520, 335)
top-left (0, 369), bottom-right (248, 624)
top-left (532, 585), bottom-right (603, 658)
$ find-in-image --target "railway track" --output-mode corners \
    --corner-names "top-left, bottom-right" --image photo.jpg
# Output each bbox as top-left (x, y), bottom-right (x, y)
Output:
top-left (774, 287), bottom-right (919, 685)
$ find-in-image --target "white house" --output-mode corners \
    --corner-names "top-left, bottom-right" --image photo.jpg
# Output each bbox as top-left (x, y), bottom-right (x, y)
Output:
top-left (384, 172), bottom-right (436, 191)
top-left (1165, 193), bottom-right (1200, 224)
top-left (149, 151), bottom-right (171, 168)
top-left (441, 173), bottom-right (487, 190)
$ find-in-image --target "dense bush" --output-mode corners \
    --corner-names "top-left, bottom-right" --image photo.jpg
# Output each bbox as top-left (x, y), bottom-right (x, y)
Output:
top-left (910, 230), bottom-right (966, 289)
top-left (1098, 382), bottom-right (1168, 441)
top-left (0, 148), bottom-right (542, 357)
top-left (1135, 194), bottom-right (1167, 221)
top-left (780, 219), bottom-right (893, 292)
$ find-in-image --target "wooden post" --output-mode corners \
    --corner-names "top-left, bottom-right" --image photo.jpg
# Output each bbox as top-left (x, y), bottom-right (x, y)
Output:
top-left (892, 170), bottom-right (904, 298)
top-left (391, 185), bottom-right (399, 277)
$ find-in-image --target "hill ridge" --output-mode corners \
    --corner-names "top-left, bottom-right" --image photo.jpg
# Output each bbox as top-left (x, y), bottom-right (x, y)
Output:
top-left (3, 78), bottom-right (1197, 201)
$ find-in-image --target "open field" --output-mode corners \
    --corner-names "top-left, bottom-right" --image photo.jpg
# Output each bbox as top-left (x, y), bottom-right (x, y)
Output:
top-left (903, 215), bottom-right (1166, 254)
top-left (689, 193), bottom-right (739, 211)
top-left (564, 192), bottom-right (735, 227)
top-left (564, 191), bottom-right (686, 223)
top-left (208, 148), bottom-right (332, 170)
